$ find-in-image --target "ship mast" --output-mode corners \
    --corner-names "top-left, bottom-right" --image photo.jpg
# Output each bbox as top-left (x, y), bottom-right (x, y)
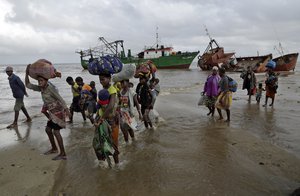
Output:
top-left (156, 26), bottom-right (159, 50)
top-left (204, 25), bottom-right (219, 50)
top-left (204, 25), bottom-right (213, 42)
top-left (272, 26), bottom-right (285, 56)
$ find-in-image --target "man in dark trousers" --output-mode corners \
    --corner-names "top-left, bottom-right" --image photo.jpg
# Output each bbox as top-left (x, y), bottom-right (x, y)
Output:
top-left (6, 66), bottom-right (31, 128)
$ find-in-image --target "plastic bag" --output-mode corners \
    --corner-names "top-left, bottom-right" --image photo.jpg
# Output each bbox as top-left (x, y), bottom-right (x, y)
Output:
top-left (198, 94), bottom-right (207, 106)
top-left (112, 64), bottom-right (136, 82)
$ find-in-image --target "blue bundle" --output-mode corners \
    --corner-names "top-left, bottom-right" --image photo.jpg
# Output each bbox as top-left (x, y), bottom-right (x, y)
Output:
top-left (88, 55), bottom-right (123, 75)
top-left (266, 60), bottom-right (276, 69)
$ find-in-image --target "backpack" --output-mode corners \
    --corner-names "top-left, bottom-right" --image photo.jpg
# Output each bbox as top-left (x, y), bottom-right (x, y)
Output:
top-left (227, 76), bottom-right (238, 92)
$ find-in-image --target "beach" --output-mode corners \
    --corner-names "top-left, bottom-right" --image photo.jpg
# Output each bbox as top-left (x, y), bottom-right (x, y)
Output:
top-left (0, 63), bottom-right (300, 195)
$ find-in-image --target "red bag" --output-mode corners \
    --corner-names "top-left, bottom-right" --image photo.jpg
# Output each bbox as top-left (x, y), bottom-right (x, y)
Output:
top-left (251, 87), bottom-right (257, 95)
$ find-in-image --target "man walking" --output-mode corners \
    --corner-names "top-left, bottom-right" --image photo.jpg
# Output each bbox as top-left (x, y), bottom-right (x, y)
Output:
top-left (6, 66), bottom-right (31, 128)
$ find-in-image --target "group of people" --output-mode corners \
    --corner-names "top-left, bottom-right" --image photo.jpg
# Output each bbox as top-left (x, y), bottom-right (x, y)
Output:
top-left (5, 65), bottom-right (160, 164)
top-left (202, 65), bottom-right (279, 121)
top-left (6, 61), bottom-right (279, 163)
top-left (66, 76), bottom-right (97, 124)
top-left (240, 65), bottom-right (278, 107)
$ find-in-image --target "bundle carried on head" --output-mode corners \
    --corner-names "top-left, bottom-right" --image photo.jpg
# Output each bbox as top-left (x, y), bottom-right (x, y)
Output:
top-left (28, 59), bottom-right (61, 80)
top-left (112, 64), bottom-right (136, 82)
top-left (266, 60), bottom-right (276, 69)
top-left (134, 60), bottom-right (157, 78)
top-left (146, 60), bottom-right (157, 73)
top-left (88, 55), bottom-right (123, 75)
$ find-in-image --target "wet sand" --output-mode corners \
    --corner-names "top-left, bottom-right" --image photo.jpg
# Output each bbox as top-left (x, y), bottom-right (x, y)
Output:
top-left (1, 88), bottom-right (300, 196)
top-left (1, 69), bottom-right (300, 195)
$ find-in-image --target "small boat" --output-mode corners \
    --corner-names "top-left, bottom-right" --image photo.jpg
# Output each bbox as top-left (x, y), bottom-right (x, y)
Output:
top-left (234, 53), bottom-right (272, 73)
top-left (273, 53), bottom-right (298, 71)
top-left (76, 36), bottom-right (199, 70)
top-left (197, 38), bottom-right (236, 71)
top-left (76, 37), bottom-right (126, 69)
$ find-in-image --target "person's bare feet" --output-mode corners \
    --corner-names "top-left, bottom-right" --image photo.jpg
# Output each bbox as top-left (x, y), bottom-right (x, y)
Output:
top-left (43, 149), bottom-right (58, 155)
top-left (52, 155), bottom-right (67, 160)
top-left (7, 123), bottom-right (17, 129)
top-left (23, 118), bottom-right (32, 123)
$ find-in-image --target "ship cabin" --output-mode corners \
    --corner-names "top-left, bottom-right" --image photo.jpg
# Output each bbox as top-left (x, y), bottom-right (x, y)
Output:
top-left (138, 45), bottom-right (174, 59)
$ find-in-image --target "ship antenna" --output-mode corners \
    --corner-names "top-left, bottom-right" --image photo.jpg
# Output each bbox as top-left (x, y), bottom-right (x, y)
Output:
top-left (156, 26), bottom-right (159, 49)
top-left (204, 25), bottom-right (212, 41)
top-left (278, 42), bottom-right (284, 55)
top-left (272, 24), bottom-right (285, 56)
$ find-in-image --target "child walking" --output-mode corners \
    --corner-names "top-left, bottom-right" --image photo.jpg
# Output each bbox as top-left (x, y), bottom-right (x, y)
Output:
top-left (66, 76), bottom-right (86, 122)
top-left (136, 75), bottom-right (153, 129)
top-left (256, 83), bottom-right (265, 103)
top-left (119, 79), bottom-right (142, 143)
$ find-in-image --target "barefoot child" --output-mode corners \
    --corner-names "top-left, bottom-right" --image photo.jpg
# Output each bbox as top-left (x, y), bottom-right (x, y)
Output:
top-left (119, 79), bottom-right (142, 142)
top-left (25, 64), bottom-right (70, 160)
top-left (66, 76), bottom-right (86, 122)
top-left (256, 83), bottom-right (265, 103)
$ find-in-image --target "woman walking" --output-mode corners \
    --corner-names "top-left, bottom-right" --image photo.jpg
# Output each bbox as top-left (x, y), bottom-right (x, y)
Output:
top-left (25, 65), bottom-right (70, 160)
top-left (203, 66), bottom-right (220, 116)
top-left (241, 66), bottom-right (256, 102)
top-left (215, 67), bottom-right (232, 122)
top-left (263, 67), bottom-right (278, 107)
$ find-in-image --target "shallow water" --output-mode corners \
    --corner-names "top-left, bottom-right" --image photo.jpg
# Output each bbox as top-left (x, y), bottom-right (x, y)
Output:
top-left (1, 62), bottom-right (300, 195)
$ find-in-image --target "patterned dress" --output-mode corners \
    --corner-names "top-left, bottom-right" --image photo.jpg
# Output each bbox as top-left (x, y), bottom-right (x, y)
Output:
top-left (203, 74), bottom-right (220, 108)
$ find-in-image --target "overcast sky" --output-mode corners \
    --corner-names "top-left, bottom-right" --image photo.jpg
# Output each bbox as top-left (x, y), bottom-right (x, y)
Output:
top-left (0, 0), bottom-right (299, 64)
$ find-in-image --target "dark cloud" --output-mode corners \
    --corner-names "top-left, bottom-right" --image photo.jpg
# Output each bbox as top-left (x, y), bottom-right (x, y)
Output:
top-left (0, 0), bottom-right (299, 64)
